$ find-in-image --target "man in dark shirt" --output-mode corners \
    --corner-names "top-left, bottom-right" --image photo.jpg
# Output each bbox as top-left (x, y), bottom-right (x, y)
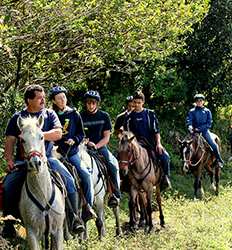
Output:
top-left (124, 91), bottom-right (171, 189)
top-left (80, 90), bottom-right (121, 207)
top-left (114, 96), bottom-right (134, 136)
top-left (3, 84), bottom-right (84, 238)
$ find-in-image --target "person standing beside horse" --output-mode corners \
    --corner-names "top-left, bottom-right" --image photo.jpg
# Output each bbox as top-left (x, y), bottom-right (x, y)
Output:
top-left (124, 91), bottom-right (172, 189)
top-left (2, 84), bottom-right (84, 238)
top-left (80, 90), bottom-right (121, 207)
top-left (186, 94), bottom-right (224, 168)
top-left (49, 86), bottom-right (97, 222)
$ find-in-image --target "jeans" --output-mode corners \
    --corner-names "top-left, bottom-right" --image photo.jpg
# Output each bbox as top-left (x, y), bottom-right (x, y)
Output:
top-left (68, 153), bottom-right (94, 206)
top-left (202, 131), bottom-right (223, 163)
top-left (157, 150), bottom-right (170, 177)
top-left (98, 146), bottom-right (121, 198)
top-left (48, 157), bottom-right (77, 194)
top-left (3, 163), bottom-right (26, 218)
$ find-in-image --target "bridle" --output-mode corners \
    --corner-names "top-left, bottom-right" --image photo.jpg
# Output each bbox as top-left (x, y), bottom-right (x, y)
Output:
top-left (183, 135), bottom-right (206, 167)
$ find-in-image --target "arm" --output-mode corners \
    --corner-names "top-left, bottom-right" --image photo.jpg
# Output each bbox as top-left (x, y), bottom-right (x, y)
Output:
top-left (43, 127), bottom-right (62, 141)
top-left (4, 135), bottom-right (16, 171)
top-left (154, 133), bottom-right (164, 155)
top-left (95, 130), bottom-right (110, 149)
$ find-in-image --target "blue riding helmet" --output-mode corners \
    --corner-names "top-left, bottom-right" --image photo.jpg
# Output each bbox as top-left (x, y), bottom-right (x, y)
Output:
top-left (84, 90), bottom-right (101, 102)
top-left (194, 93), bottom-right (205, 101)
top-left (126, 96), bottom-right (133, 103)
top-left (49, 86), bottom-right (67, 99)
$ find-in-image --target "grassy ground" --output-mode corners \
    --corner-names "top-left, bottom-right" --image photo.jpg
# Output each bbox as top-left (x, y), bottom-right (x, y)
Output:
top-left (64, 161), bottom-right (232, 250)
top-left (1, 162), bottom-right (232, 250)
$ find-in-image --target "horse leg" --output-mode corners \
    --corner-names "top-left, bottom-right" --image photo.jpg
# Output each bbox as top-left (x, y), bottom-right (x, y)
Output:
top-left (145, 190), bottom-right (153, 233)
top-left (26, 228), bottom-right (40, 250)
top-left (155, 186), bottom-right (165, 227)
top-left (129, 189), bottom-right (138, 231)
top-left (138, 192), bottom-right (146, 228)
top-left (95, 194), bottom-right (106, 240)
top-left (112, 205), bottom-right (122, 236)
top-left (215, 165), bottom-right (220, 195)
top-left (50, 229), bottom-right (64, 250)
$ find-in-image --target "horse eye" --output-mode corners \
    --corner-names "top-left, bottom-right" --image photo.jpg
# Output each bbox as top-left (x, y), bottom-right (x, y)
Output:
top-left (40, 135), bottom-right (44, 140)
top-left (21, 138), bottom-right (25, 144)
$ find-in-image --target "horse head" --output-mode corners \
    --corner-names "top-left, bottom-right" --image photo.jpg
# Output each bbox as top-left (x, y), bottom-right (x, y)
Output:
top-left (118, 131), bottom-right (136, 176)
top-left (17, 115), bottom-right (46, 173)
top-left (178, 137), bottom-right (193, 173)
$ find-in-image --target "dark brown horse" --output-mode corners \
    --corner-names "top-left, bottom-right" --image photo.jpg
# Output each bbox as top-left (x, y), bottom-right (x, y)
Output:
top-left (118, 131), bottom-right (164, 233)
top-left (178, 133), bottom-right (221, 199)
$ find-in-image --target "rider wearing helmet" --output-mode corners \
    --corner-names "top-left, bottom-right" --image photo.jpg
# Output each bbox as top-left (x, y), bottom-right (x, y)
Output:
top-left (114, 96), bottom-right (134, 136)
top-left (81, 90), bottom-right (121, 207)
top-left (186, 93), bottom-right (224, 167)
top-left (50, 86), bottom-right (96, 222)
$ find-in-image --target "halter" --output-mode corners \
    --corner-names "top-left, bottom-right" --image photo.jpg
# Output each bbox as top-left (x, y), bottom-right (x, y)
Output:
top-left (27, 150), bottom-right (44, 160)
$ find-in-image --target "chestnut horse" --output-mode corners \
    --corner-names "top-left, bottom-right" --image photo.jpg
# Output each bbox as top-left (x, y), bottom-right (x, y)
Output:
top-left (178, 133), bottom-right (221, 199)
top-left (118, 131), bottom-right (164, 233)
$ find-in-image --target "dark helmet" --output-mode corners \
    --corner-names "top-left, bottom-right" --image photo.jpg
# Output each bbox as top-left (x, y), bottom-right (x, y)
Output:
top-left (194, 93), bottom-right (205, 101)
top-left (126, 95), bottom-right (133, 103)
top-left (49, 86), bottom-right (67, 99)
top-left (84, 90), bottom-right (101, 102)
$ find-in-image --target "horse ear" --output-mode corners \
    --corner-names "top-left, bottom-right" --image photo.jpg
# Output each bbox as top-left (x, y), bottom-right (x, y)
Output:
top-left (117, 129), bottom-right (124, 140)
top-left (37, 115), bottom-right (44, 129)
top-left (17, 115), bottom-right (23, 130)
top-left (187, 139), bottom-right (193, 145)
top-left (177, 138), bottom-right (183, 144)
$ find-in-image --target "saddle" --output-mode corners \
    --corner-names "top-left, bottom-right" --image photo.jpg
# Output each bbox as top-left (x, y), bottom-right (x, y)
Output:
top-left (87, 148), bottom-right (114, 194)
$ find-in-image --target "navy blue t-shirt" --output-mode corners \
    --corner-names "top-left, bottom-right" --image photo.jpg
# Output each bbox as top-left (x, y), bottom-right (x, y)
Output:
top-left (55, 107), bottom-right (85, 156)
top-left (80, 110), bottom-right (112, 144)
top-left (5, 108), bottom-right (61, 160)
top-left (125, 108), bottom-right (160, 145)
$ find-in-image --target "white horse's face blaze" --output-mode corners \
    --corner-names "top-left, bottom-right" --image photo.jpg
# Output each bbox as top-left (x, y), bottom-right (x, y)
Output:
top-left (17, 116), bottom-right (45, 173)
top-left (118, 132), bottom-right (134, 176)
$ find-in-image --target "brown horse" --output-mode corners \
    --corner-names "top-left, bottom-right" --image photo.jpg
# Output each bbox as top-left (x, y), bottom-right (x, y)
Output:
top-left (178, 133), bottom-right (221, 199)
top-left (118, 131), bottom-right (164, 233)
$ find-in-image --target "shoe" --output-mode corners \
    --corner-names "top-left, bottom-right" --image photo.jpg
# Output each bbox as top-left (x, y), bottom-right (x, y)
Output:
top-left (108, 194), bottom-right (120, 208)
top-left (72, 217), bottom-right (85, 234)
top-left (82, 204), bottom-right (97, 222)
top-left (2, 221), bottom-right (17, 238)
top-left (161, 175), bottom-right (172, 191)
top-left (218, 162), bottom-right (223, 168)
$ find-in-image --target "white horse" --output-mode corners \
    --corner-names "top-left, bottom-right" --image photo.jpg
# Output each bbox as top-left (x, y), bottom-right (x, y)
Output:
top-left (78, 142), bottom-right (122, 240)
top-left (17, 115), bottom-right (65, 250)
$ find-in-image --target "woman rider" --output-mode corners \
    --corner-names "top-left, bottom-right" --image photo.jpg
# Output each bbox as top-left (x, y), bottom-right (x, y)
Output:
top-left (50, 86), bottom-right (96, 222)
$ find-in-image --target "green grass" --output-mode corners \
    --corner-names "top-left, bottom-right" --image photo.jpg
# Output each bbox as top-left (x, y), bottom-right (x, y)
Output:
top-left (65, 162), bottom-right (232, 250)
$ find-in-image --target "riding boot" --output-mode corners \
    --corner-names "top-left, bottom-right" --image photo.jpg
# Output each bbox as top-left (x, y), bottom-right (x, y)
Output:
top-left (82, 203), bottom-right (97, 223)
top-left (159, 153), bottom-right (172, 190)
top-left (67, 192), bottom-right (85, 234)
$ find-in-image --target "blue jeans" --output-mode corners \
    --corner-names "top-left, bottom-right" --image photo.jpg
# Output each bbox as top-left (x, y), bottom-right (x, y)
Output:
top-left (48, 157), bottom-right (77, 194)
top-left (202, 131), bottom-right (223, 163)
top-left (3, 162), bottom-right (27, 218)
top-left (68, 153), bottom-right (94, 206)
top-left (157, 150), bottom-right (170, 177)
top-left (98, 146), bottom-right (121, 198)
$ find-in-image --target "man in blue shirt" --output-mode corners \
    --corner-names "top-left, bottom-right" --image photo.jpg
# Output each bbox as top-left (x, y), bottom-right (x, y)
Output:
top-left (3, 84), bottom-right (84, 238)
top-left (114, 96), bottom-right (134, 136)
top-left (124, 91), bottom-right (171, 189)
top-left (80, 90), bottom-right (121, 207)
top-left (186, 94), bottom-right (224, 167)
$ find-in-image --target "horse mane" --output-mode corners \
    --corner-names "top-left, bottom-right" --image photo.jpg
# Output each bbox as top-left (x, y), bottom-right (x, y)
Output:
top-left (19, 116), bottom-right (38, 130)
